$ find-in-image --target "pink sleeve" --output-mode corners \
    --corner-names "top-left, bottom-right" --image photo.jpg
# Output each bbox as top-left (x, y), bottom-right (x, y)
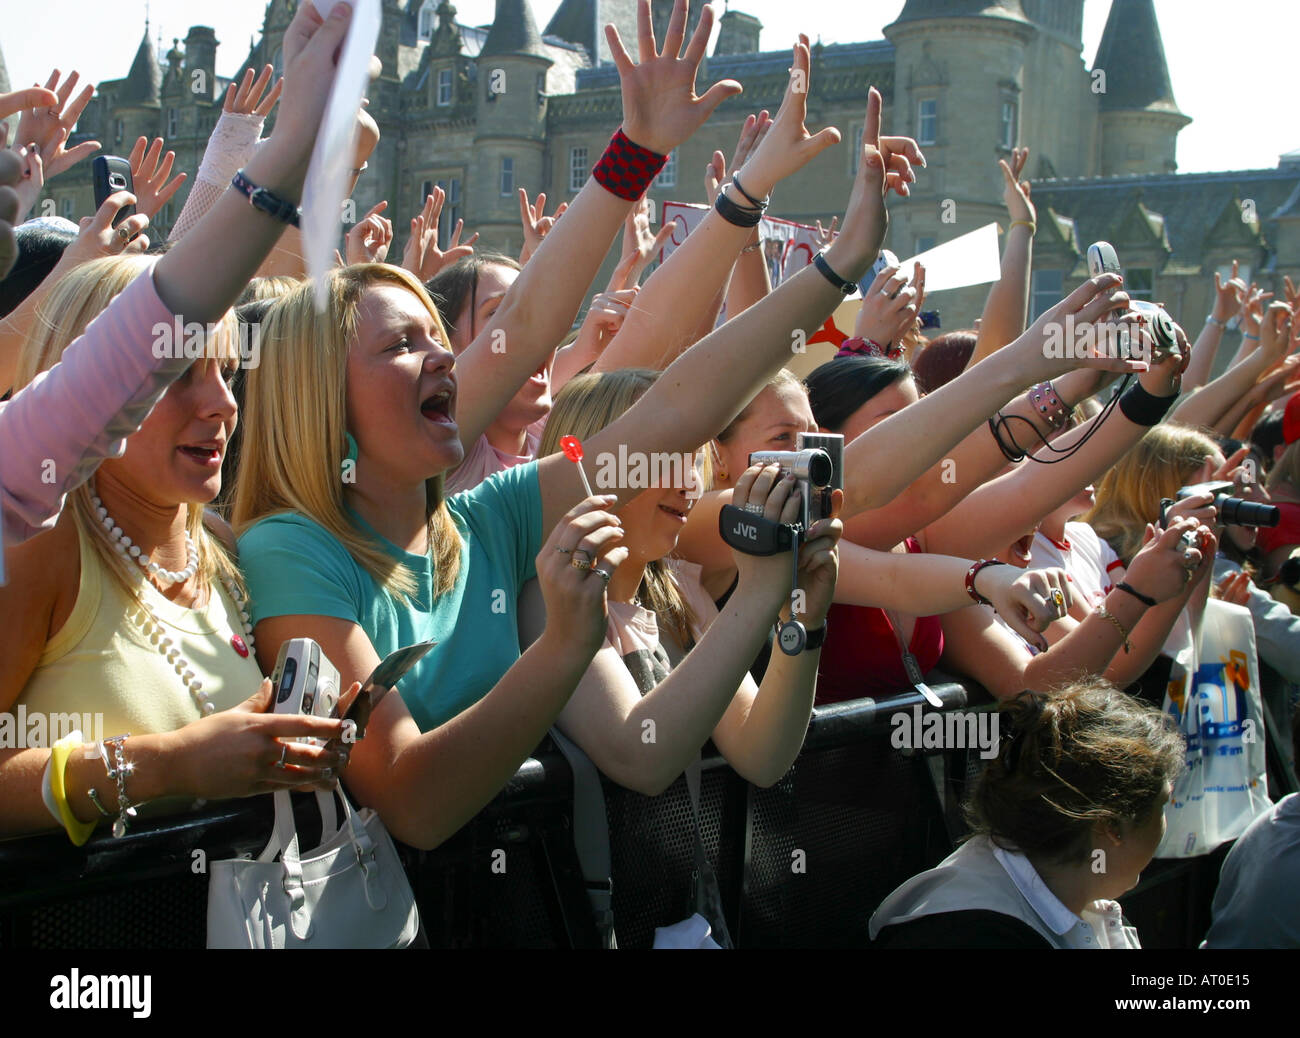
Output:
top-left (0, 270), bottom-right (185, 547)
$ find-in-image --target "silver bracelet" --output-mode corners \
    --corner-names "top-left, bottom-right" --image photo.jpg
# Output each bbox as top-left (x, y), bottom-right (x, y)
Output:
top-left (100, 735), bottom-right (138, 838)
top-left (1205, 314), bottom-right (1226, 328)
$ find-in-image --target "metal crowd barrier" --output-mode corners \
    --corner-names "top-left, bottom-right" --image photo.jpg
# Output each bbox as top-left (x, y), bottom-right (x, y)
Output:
top-left (0, 676), bottom-right (1226, 948)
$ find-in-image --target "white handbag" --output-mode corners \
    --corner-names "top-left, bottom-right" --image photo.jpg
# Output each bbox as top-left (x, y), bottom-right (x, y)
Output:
top-left (207, 785), bottom-right (420, 949)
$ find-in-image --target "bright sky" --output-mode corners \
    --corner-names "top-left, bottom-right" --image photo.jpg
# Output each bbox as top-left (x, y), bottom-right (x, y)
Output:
top-left (4, 0), bottom-right (1295, 174)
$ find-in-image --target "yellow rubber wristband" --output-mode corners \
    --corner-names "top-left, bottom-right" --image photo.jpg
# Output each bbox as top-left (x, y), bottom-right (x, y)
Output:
top-left (50, 731), bottom-right (98, 846)
top-left (1009, 220), bottom-right (1037, 234)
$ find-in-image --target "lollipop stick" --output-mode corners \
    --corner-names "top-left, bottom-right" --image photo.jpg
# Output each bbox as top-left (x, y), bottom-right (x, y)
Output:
top-left (574, 460), bottom-right (594, 498)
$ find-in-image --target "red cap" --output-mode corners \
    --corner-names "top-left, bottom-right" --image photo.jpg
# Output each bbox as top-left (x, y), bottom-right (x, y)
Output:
top-left (1284, 393), bottom-right (1300, 446)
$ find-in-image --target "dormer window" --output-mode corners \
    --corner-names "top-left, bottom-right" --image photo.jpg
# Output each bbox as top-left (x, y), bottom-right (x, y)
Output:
top-left (437, 68), bottom-right (453, 106)
top-left (419, 0), bottom-right (438, 40)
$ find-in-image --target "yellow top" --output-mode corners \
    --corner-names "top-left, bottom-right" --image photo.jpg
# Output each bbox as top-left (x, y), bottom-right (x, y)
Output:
top-left (19, 520), bottom-right (262, 744)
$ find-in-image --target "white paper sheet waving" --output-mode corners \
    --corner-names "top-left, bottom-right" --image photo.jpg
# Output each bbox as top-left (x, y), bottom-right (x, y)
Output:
top-left (896, 223), bottom-right (1002, 294)
top-left (303, 0), bottom-right (382, 310)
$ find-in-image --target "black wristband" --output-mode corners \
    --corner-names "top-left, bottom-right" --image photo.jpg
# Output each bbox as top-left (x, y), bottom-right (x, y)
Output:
top-left (1118, 381), bottom-right (1177, 426)
top-left (988, 413), bottom-right (1027, 463)
top-left (730, 173), bottom-right (768, 210)
top-left (804, 621), bottom-right (828, 650)
top-left (813, 252), bottom-right (857, 295)
top-left (1115, 581), bottom-right (1157, 608)
top-left (715, 191), bottom-right (763, 228)
top-left (231, 169), bottom-right (301, 228)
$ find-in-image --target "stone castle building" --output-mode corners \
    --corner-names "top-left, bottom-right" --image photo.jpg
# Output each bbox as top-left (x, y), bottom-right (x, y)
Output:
top-left (31, 0), bottom-right (1300, 356)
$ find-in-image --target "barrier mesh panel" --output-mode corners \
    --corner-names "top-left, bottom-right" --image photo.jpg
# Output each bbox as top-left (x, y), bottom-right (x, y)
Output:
top-left (740, 742), bottom-right (951, 947)
top-left (26, 872), bottom-right (207, 948)
top-left (605, 767), bottom-right (741, 949)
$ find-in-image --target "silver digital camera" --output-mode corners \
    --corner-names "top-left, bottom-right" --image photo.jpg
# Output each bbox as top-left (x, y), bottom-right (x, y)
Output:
top-left (270, 638), bottom-right (342, 746)
top-left (1086, 241), bottom-right (1181, 363)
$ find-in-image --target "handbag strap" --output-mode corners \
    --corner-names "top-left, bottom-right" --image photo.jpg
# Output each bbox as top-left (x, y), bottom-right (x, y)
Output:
top-left (549, 727), bottom-right (617, 949)
top-left (685, 753), bottom-right (732, 947)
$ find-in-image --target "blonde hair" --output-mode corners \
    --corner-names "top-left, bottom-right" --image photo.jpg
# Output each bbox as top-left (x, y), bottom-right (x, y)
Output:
top-left (237, 275), bottom-right (301, 306)
top-left (231, 264), bottom-right (461, 600)
top-left (539, 369), bottom-right (704, 651)
top-left (1083, 423), bottom-right (1219, 562)
top-left (15, 254), bottom-right (244, 603)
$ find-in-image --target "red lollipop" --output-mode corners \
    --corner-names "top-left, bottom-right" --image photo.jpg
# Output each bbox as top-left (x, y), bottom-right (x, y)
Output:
top-left (560, 434), bottom-right (594, 497)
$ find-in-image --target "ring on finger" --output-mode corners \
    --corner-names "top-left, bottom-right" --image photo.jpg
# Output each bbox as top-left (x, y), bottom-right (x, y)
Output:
top-left (743, 502), bottom-right (765, 515)
top-left (274, 744), bottom-right (288, 770)
top-left (1050, 587), bottom-right (1066, 616)
top-left (572, 548), bottom-right (593, 566)
top-left (592, 566), bottom-right (612, 583)
top-left (117, 225), bottom-right (133, 242)
top-left (556, 546), bottom-right (573, 554)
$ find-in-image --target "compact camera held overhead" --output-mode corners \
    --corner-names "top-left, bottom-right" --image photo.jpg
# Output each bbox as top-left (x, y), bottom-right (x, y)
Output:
top-left (1087, 241), bottom-right (1182, 363)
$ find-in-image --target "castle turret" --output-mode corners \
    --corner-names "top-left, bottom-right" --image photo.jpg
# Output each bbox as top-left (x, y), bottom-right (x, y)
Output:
top-left (473, 0), bottom-right (552, 248)
top-left (884, 1), bottom-right (1035, 315)
top-left (112, 27), bottom-right (162, 149)
top-left (1093, 0), bottom-right (1190, 176)
top-left (714, 8), bottom-right (762, 56)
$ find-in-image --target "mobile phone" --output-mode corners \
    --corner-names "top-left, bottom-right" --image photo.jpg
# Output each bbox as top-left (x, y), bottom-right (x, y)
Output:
top-left (341, 641), bottom-right (436, 739)
top-left (92, 155), bottom-right (136, 228)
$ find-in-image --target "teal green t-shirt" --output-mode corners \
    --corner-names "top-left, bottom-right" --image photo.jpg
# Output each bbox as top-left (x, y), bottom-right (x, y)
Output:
top-left (236, 462), bottom-right (543, 731)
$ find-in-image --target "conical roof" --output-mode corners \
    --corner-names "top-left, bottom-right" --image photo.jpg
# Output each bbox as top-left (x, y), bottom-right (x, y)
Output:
top-left (481, 0), bottom-right (546, 57)
top-left (891, 0), bottom-right (1029, 24)
top-left (1092, 0), bottom-right (1183, 115)
top-left (120, 28), bottom-right (161, 105)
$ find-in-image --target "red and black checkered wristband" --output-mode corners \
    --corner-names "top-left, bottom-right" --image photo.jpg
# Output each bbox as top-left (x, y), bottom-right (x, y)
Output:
top-left (591, 128), bottom-right (668, 201)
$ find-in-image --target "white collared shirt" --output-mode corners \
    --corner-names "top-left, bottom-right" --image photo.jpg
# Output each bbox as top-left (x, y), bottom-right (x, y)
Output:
top-left (993, 844), bottom-right (1140, 949)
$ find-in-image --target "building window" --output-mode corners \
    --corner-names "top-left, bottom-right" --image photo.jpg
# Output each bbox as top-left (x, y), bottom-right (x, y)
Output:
top-left (114, 119), bottom-right (125, 148)
top-left (1125, 268), bottom-right (1154, 301)
top-left (167, 107), bottom-right (179, 138)
top-left (1031, 269), bottom-right (1064, 319)
top-left (500, 156), bottom-right (514, 197)
top-left (421, 179), bottom-right (433, 206)
top-left (436, 177), bottom-right (461, 246)
top-left (569, 146), bottom-right (588, 193)
top-left (436, 68), bottom-right (452, 106)
top-left (419, 0), bottom-right (437, 39)
top-left (653, 150), bottom-right (677, 189)
top-left (61, 197), bottom-right (74, 220)
top-left (999, 100), bottom-right (1017, 150)
top-left (917, 99), bottom-right (937, 146)
top-left (1216, 262), bottom-right (1252, 289)
top-left (536, 72), bottom-right (547, 104)
top-left (915, 236), bottom-right (936, 255)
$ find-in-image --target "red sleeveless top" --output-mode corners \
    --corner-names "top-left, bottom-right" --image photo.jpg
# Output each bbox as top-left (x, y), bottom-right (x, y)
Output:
top-left (815, 538), bottom-right (945, 704)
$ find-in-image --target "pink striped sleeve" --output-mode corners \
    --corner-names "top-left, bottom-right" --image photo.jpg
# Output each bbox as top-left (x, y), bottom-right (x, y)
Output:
top-left (0, 269), bottom-right (185, 547)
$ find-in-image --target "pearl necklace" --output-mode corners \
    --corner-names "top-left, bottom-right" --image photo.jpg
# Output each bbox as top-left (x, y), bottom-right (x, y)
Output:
top-left (92, 493), bottom-right (198, 587)
top-left (91, 492), bottom-right (255, 717)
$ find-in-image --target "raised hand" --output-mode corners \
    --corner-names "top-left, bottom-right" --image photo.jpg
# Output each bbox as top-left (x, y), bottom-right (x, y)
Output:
top-left (1238, 283), bottom-right (1274, 338)
top-left (536, 495), bottom-right (629, 656)
top-left (67, 192), bottom-right (152, 262)
top-left (127, 137), bottom-right (187, 220)
top-left (1017, 273), bottom-right (1150, 382)
top-left (11, 145), bottom-right (43, 224)
top-left (604, 0), bottom-right (743, 156)
top-left (1284, 275), bottom-right (1300, 312)
top-left (1258, 301), bottom-right (1294, 368)
top-left (345, 200), bottom-right (393, 263)
top-left (1212, 259), bottom-right (1246, 323)
top-left (980, 565), bottom-right (1073, 652)
top-left (1216, 570), bottom-right (1253, 607)
top-left (704, 110), bottom-right (772, 204)
top-left (402, 185), bottom-right (478, 281)
top-left (223, 64), bottom-right (283, 118)
top-left (0, 87), bottom-right (59, 129)
top-left (813, 217), bottom-right (839, 249)
top-left (0, 146), bottom-right (25, 278)
top-left (730, 38), bottom-right (842, 199)
top-left (1127, 518), bottom-right (1216, 602)
top-left (14, 70), bottom-right (99, 181)
top-left (518, 188), bottom-right (567, 265)
top-left (999, 146), bottom-right (1036, 226)
top-left (854, 264), bottom-right (918, 345)
top-left (610, 196), bottom-right (677, 289)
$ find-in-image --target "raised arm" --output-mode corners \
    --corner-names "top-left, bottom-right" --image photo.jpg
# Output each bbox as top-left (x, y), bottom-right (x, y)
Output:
top-left (1171, 303), bottom-right (1292, 430)
top-left (925, 341), bottom-right (1186, 561)
top-left (453, 0), bottom-right (742, 451)
top-left (0, 1), bottom-right (352, 547)
top-left (1182, 260), bottom-right (1245, 390)
top-left (540, 81), bottom-right (925, 529)
top-left (968, 147), bottom-right (1035, 366)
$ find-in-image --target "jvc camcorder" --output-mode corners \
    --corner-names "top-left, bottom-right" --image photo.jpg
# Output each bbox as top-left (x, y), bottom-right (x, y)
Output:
top-left (722, 433), bottom-right (844, 556)
top-left (1159, 481), bottom-right (1280, 529)
top-left (1086, 241), bottom-right (1182, 363)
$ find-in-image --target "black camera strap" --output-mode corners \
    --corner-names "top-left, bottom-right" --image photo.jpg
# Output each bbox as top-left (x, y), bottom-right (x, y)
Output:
top-left (718, 504), bottom-right (800, 556)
